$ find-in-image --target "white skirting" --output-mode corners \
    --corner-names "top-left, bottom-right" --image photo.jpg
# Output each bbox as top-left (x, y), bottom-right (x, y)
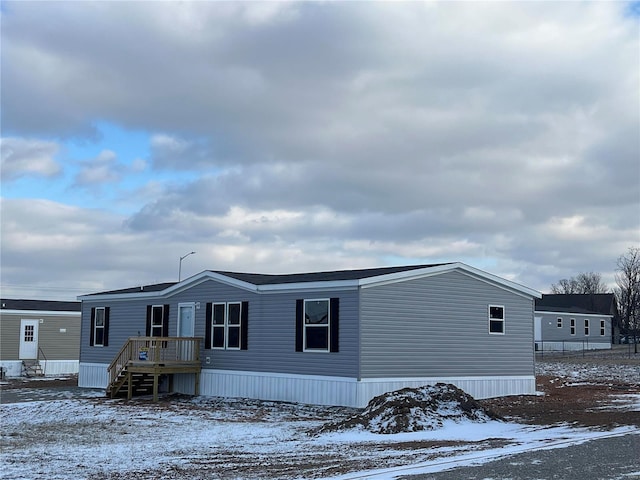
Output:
top-left (177, 369), bottom-right (535, 408)
top-left (40, 360), bottom-right (79, 375)
top-left (0, 361), bottom-right (23, 378)
top-left (78, 363), bottom-right (536, 407)
top-left (0, 360), bottom-right (79, 377)
top-left (78, 362), bottom-right (109, 388)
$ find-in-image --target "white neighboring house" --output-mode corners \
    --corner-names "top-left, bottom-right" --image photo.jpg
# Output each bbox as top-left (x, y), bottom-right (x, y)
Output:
top-left (0, 299), bottom-right (81, 377)
top-left (534, 294), bottom-right (618, 352)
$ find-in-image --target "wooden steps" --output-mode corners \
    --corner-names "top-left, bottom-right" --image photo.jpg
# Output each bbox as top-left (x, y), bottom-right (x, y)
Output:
top-left (21, 360), bottom-right (44, 377)
top-left (107, 337), bottom-right (202, 401)
top-left (108, 369), bottom-right (156, 398)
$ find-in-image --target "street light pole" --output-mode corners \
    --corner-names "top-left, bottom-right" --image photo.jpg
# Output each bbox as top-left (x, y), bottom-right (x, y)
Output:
top-left (178, 251), bottom-right (196, 282)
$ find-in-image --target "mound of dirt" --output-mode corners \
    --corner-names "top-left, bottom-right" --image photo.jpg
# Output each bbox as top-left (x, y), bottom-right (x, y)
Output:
top-left (316, 383), bottom-right (501, 435)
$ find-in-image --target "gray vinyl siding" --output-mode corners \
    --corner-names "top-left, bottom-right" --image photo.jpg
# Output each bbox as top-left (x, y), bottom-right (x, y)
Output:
top-left (537, 312), bottom-right (610, 343)
top-left (1, 313), bottom-right (80, 361)
top-left (80, 299), bottom-right (156, 364)
top-left (0, 315), bottom-right (20, 360)
top-left (80, 279), bottom-right (360, 378)
top-left (359, 270), bottom-right (535, 378)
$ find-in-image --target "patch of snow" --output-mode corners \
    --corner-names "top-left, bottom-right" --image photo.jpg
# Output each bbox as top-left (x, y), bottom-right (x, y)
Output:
top-left (2, 395), bottom-right (637, 480)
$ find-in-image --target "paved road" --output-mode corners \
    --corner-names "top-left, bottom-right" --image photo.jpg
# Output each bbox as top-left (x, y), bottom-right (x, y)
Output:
top-left (400, 433), bottom-right (640, 480)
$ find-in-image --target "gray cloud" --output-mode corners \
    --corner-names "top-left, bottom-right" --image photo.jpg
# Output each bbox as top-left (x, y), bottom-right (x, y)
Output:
top-left (0, 137), bottom-right (62, 181)
top-left (1, 1), bottom-right (638, 299)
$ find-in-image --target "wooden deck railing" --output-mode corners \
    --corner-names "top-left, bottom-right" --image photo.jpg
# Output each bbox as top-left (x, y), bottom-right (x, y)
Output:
top-left (107, 337), bottom-right (201, 388)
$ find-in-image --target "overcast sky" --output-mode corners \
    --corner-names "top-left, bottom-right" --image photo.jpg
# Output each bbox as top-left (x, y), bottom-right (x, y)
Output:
top-left (1, 1), bottom-right (639, 301)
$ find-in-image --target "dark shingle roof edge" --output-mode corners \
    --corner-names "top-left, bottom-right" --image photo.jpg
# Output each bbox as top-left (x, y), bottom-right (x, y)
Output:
top-left (81, 282), bottom-right (178, 297)
top-left (207, 263), bottom-right (453, 285)
top-left (80, 263), bottom-right (453, 297)
top-left (1, 299), bottom-right (81, 312)
top-left (79, 262), bottom-right (541, 299)
top-left (535, 293), bottom-right (617, 316)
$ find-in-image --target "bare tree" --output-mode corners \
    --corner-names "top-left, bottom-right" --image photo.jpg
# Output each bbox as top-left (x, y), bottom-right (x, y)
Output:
top-left (551, 272), bottom-right (609, 295)
top-left (615, 247), bottom-right (640, 352)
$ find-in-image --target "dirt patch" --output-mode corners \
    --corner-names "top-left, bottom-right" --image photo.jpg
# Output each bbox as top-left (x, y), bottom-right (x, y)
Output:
top-left (481, 348), bottom-right (640, 430)
top-left (317, 383), bottom-right (500, 434)
top-left (0, 375), bottom-right (79, 390)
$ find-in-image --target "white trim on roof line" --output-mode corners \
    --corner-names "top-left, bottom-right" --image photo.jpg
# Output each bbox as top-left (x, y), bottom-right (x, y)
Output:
top-left (0, 309), bottom-right (81, 316)
top-left (359, 262), bottom-right (541, 298)
top-left (78, 263), bottom-right (541, 301)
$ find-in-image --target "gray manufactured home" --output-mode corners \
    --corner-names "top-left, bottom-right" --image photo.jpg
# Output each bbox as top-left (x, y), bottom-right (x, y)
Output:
top-left (534, 294), bottom-right (618, 352)
top-left (0, 299), bottom-right (81, 377)
top-left (78, 263), bottom-right (541, 407)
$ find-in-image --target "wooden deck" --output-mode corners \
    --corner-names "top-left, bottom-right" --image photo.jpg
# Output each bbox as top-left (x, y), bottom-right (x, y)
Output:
top-left (107, 337), bottom-right (201, 401)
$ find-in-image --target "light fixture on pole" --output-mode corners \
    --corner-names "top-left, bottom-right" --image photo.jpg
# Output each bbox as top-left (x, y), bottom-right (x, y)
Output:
top-left (178, 251), bottom-right (196, 282)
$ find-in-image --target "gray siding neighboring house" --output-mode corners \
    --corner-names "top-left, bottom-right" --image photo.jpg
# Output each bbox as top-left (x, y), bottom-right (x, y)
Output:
top-left (534, 294), bottom-right (618, 352)
top-left (78, 263), bottom-right (541, 407)
top-left (0, 299), bottom-right (81, 377)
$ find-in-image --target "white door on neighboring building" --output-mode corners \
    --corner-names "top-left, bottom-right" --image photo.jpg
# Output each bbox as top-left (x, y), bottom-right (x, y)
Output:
top-left (177, 303), bottom-right (196, 360)
top-left (534, 316), bottom-right (542, 343)
top-left (19, 319), bottom-right (40, 359)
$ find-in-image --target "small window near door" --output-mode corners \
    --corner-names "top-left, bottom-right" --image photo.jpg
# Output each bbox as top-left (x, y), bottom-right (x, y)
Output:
top-left (145, 304), bottom-right (169, 338)
top-left (488, 305), bottom-right (505, 334)
top-left (24, 325), bottom-right (34, 342)
top-left (208, 301), bottom-right (244, 350)
top-left (151, 305), bottom-right (164, 337)
top-left (557, 317), bottom-right (563, 328)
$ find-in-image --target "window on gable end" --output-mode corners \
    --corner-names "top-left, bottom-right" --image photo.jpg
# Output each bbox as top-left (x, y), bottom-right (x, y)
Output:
top-left (488, 305), bottom-right (505, 334)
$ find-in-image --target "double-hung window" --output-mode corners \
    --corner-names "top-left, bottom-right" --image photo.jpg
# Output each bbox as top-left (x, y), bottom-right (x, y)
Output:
top-left (145, 304), bottom-right (169, 339)
top-left (295, 298), bottom-right (339, 352)
top-left (557, 317), bottom-right (563, 328)
top-left (94, 308), bottom-right (106, 346)
top-left (600, 320), bottom-right (606, 336)
top-left (304, 299), bottom-right (330, 351)
top-left (150, 305), bottom-right (164, 337)
top-left (584, 319), bottom-right (590, 336)
top-left (488, 305), bottom-right (505, 334)
top-left (570, 318), bottom-right (576, 335)
top-left (90, 306), bottom-right (110, 347)
top-left (207, 302), bottom-right (246, 350)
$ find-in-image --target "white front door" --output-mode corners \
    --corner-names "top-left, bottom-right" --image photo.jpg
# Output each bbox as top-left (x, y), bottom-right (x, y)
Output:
top-left (19, 319), bottom-right (39, 359)
top-left (177, 303), bottom-right (196, 360)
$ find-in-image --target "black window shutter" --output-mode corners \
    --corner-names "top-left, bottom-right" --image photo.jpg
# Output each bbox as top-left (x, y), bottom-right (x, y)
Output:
top-left (295, 299), bottom-right (304, 352)
top-left (145, 305), bottom-right (152, 336)
top-left (89, 307), bottom-right (96, 346)
top-left (103, 307), bottom-right (110, 347)
top-left (241, 301), bottom-right (249, 350)
top-left (205, 302), bottom-right (212, 349)
top-left (162, 304), bottom-right (170, 337)
top-left (330, 297), bottom-right (339, 353)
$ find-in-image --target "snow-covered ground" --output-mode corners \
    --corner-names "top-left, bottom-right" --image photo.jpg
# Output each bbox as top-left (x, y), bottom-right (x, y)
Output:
top-left (1, 359), bottom-right (639, 480)
top-left (535, 359), bottom-right (640, 384)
